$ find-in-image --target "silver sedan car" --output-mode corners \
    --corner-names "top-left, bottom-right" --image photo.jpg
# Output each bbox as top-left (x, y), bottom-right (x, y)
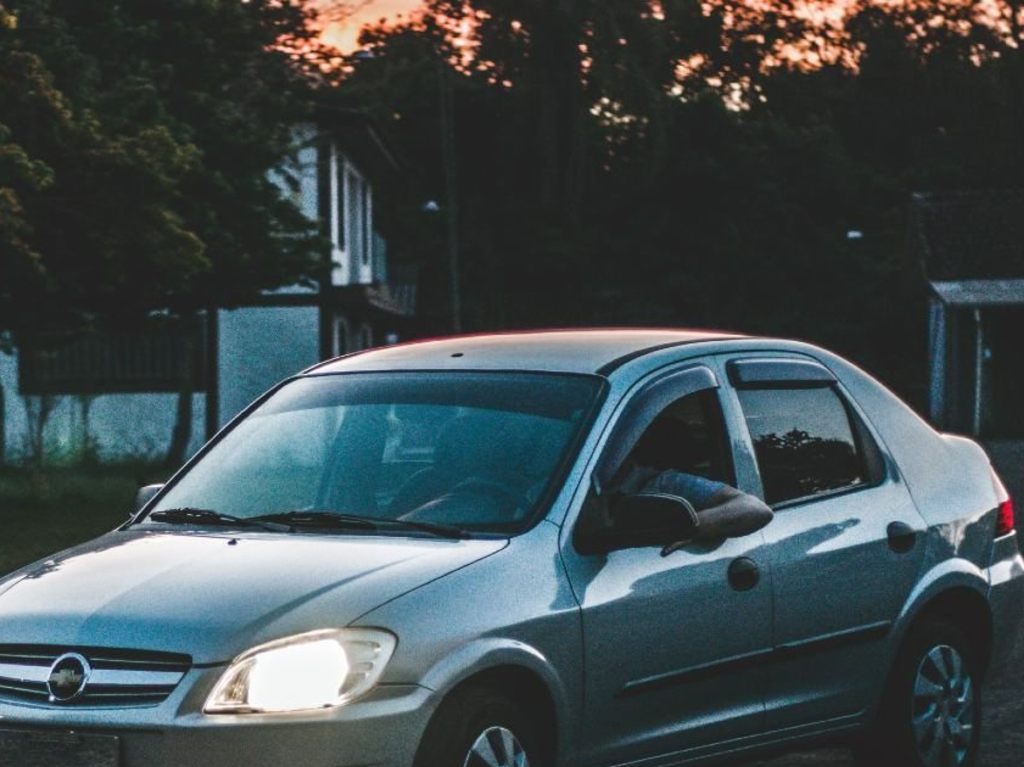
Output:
top-left (0, 330), bottom-right (1021, 767)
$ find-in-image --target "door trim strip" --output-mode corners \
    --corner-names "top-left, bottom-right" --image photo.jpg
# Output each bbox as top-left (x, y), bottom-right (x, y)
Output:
top-left (617, 620), bottom-right (892, 699)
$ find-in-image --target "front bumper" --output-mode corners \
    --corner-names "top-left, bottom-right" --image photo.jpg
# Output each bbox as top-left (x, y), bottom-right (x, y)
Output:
top-left (0, 666), bottom-right (435, 767)
top-left (986, 532), bottom-right (1024, 676)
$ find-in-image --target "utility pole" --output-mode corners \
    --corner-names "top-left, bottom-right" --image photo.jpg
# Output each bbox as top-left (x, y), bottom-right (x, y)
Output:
top-left (973, 308), bottom-right (985, 438)
top-left (438, 58), bottom-right (462, 333)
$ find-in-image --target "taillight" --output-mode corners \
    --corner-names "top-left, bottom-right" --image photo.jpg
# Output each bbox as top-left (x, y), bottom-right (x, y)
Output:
top-left (996, 498), bottom-right (1015, 537)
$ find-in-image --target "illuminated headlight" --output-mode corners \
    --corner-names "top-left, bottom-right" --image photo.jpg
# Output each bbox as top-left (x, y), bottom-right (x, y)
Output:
top-left (204, 629), bottom-right (397, 714)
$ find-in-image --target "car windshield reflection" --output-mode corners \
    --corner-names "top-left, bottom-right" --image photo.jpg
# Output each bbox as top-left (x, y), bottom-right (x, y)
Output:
top-left (145, 372), bottom-right (602, 536)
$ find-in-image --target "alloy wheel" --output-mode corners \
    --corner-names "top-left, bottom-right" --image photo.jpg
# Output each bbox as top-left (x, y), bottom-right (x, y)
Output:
top-left (911, 644), bottom-right (976, 767)
top-left (462, 725), bottom-right (531, 767)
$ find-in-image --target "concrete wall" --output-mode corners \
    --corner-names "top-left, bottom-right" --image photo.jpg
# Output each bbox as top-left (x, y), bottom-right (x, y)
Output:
top-left (216, 306), bottom-right (320, 428)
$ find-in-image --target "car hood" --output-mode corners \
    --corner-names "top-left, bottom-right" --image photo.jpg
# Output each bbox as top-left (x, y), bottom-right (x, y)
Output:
top-left (0, 528), bottom-right (506, 664)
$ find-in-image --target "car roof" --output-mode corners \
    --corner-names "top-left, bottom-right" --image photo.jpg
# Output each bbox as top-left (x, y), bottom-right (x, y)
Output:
top-left (308, 329), bottom-right (745, 376)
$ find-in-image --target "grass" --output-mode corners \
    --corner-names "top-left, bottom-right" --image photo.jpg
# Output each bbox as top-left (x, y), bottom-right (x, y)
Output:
top-left (0, 465), bottom-right (169, 576)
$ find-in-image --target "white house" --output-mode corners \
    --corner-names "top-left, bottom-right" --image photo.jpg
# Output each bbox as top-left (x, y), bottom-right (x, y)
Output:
top-left (0, 109), bottom-right (415, 465)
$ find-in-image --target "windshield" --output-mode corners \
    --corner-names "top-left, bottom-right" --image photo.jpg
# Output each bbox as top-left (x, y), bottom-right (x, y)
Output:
top-left (147, 372), bottom-right (602, 535)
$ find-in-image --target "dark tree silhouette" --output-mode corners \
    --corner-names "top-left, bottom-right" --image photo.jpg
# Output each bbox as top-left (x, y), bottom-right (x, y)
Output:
top-left (753, 429), bottom-right (861, 504)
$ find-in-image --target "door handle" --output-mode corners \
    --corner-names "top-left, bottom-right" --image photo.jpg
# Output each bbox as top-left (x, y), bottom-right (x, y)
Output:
top-left (728, 557), bottom-right (760, 592)
top-left (887, 521), bottom-right (917, 554)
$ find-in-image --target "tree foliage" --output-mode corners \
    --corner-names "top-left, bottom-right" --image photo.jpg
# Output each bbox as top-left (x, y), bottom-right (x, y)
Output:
top-left (340, 0), bottom-right (1024, 403)
top-left (0, 0), bottom-right (328, 337)
top-left (4, 0), bottom-right (1023, 406)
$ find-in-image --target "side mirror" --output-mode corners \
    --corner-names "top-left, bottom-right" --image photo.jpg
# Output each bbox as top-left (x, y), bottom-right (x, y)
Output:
top-left (131, 484), bottom-right (164, 517)
top-left (697, 501), bottom-right (773, 541)
top-left (582, 492), bottom-right (699, 554)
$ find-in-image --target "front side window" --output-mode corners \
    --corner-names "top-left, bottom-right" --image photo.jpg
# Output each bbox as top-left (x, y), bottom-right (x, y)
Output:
top-left (737, 386), bottom-right (866, 505)
top-left (148, 373), bottom-right (602, 535)
top-left (617, 389), bottom-right (734, 486)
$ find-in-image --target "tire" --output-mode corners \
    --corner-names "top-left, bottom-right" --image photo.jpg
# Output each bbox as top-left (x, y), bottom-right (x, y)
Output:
top-left (858, 619), bottom-right (982, 767)
top-left (413, 685), bottom-right (545, 767)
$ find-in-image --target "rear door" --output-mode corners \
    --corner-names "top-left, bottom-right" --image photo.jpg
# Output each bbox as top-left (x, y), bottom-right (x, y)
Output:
top-left (719, 355), bottom-right (927, 730)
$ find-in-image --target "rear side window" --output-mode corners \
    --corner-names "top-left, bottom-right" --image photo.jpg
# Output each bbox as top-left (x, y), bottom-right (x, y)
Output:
top-left (737, 387), bottom-right (867, 505)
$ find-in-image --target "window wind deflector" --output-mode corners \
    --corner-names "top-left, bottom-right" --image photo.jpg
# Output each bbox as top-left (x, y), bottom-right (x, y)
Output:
top-left (146, 508), bottom-right (291, 532)
top-left (593, 365), bottom-right (719, 494)
top-left (727, 359), bottom-right (836, 389)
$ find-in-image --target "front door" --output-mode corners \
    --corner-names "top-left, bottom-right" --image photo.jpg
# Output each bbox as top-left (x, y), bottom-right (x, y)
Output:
top-left (563, 368), bottom-right (773, 765)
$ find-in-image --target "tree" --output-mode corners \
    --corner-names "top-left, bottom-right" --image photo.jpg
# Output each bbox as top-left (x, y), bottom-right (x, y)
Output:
top-left (337, 0), bottom-right (1024, 405)
top-left (1, 0), bottom-right (332, 464)
top-left (0, 2), bottom-right (56, 335)
top-left (3, 0), bottom-right (328, 327)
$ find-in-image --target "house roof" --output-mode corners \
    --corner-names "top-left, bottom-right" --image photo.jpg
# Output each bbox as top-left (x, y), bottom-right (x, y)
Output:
top-left (911, 190), bottom-right (1024, 282)
top-left (930, 279), bottom-right (1024, 307)
top-left (314, 103), bottom-right (400, 178)
top-left (308, 329), bottom-right (743, 376)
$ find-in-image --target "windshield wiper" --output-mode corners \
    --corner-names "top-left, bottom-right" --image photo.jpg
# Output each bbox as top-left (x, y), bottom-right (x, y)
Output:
top-left (251, 511), bottom-right (471, 540)
top-left (363, 516), bottom-right (473, 540)
top-left (147, 508), bottom-right (291, 533)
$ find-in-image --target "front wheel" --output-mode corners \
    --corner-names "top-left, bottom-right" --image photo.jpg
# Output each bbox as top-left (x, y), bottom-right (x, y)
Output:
top-left (414, 686), bottom-right (543, 767)
top-left (463, 725), bottom-right (532, 767)
top-left (860, 619), bottom-right (982, 767)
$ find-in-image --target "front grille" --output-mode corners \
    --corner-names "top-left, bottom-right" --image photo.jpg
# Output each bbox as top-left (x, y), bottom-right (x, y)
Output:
top-left (0, 645), bottom-right (191, 707)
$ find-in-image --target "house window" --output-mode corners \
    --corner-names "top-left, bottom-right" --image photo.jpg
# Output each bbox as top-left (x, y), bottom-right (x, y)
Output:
top-left (329, 144), bottom-right (338, 248)
top-left (362, 181), bottom-right (372, 266)
top-left (346, 168), bottom-right (363, 268)
top-left (333, 145), bottom-right (345, 251)
top-left (338, 163), bottom-right (373, 277)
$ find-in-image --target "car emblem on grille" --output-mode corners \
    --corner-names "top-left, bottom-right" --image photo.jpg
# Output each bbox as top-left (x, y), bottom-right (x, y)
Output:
top-left (47, 653), bottom-right (91, 703)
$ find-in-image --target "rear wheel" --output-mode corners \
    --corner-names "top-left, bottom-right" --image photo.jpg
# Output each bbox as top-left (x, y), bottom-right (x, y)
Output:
top-left (414, 686), bottom-right (544, 767)
top-left (859, 620), bottom-right (981, 767)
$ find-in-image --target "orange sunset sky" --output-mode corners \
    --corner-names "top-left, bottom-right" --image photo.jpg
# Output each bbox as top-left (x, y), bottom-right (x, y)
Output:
top-left (320, 0), bottom-right (1019, 65)
top-left (321, 0), bottom-right (424, 51)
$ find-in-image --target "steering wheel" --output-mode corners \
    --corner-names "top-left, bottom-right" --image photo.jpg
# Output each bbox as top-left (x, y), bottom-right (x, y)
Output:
top-left (454, 478), bottom-right (528, 513)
